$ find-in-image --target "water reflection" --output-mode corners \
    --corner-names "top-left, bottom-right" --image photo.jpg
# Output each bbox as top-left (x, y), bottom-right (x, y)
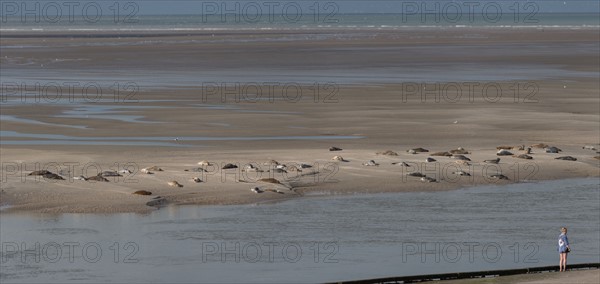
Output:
top-left (1, 178), bottom-right (598, 283)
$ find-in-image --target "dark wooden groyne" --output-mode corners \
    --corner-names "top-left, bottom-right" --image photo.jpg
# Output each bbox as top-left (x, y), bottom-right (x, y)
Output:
top-left (329, 263), bottom-right (600, 284)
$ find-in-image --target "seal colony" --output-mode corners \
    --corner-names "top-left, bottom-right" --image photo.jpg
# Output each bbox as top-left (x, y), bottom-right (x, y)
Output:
top-left (8, 142), bottom-right (599, 213)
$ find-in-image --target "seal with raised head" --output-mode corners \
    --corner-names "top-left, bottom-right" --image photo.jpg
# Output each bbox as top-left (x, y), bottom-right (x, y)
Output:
top-left (168, 181), bottom-right (183, 188)
top-left (332, 156), bottom-right (348, 162)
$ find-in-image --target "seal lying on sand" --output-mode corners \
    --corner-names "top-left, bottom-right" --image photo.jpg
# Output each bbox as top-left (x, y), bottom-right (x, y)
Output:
top-left (407, 172), bottom-right (426, 177)
top-left (363, 160), bottom-right (379, 166)
top-left (421, 176), bottom-right (437, 183)
top-left (452, 155), bottom-right (471, 161)
top-left (514, 154), bottom-right (533, 160)
top-left (531, 143), bottom-right (549, 148)
top-left (133, 190), bottom-right (152, 196)
top-left (27, 170), bottom-right (65, 180)
top-left (484, 158), bottom-right (500, 164)
top-left (452, 171), bottom-right (471, 176)
top-left (198, 161), bottom-right (212, 166)
top-left (28, 170), bottom-right (52, 176)
top-left (41, 173), bottom-right (64, 180)
top-left (145, 166), bottom-right (163, 171)
top-left (100, 171), bottom-right (121, 177)
top-left (489, 174), bottom-right (509, 180)
top-left (496, 146), bottom-right (514, 150)
top-left (497, 150), bottom-right (513, 156)
top-left (87, 175), bottom-right (109, 182)
top-left (431, 151), bottom-right (452, 157)
top-left (329, 146), bottom-right (343, 151)
top-left (555, 156), bottom-right (577, 161)
top-left (191, 177), bottom-right (202, 183)
top-left (426, 157), bottom-right (436, 162)
top-left (449, 147), bottom-right (469, 154)
top-left (222, 163), bottom-right (238, 169)
top-left (287, 165), bottom-right (302, 172)
top-left (455, 160), bottom-right (471, 166)
top-left (168, 181), bottom-right (183, 187)
top-left (332, 156), bottom-right (348, 162)
top-left (258, 178), bottom-right (282, 185)
top-left (583, 145), bottom-right (597, 150)
top-left (545, 146), bottom-right (562, 153)
top-left (250, 187), bottom-right (263, 193)
top-left (376, 150), bottom-right (398, 156)
top-left (185, 167), bottom-right (208, 172)
top-left (408, 147), bottom-right (429, 153)
top-left (244, 166), bottom-right (264, 172)
top-left (263, 160), bottom-right (280, 166)
top-left (392, 162), bottom-right (411, 167)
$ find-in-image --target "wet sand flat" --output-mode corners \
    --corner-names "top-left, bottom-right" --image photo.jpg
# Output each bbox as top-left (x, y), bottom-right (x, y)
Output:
top-left (1, 28), bottom-right (599, 213)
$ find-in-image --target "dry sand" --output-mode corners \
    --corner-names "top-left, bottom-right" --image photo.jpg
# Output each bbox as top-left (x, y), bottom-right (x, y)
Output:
top-left (1, 29), bottom-right (599, 214)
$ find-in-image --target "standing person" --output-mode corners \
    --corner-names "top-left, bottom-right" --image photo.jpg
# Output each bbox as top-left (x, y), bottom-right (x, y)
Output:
top-left (558, 227), bottom-right (570, 272)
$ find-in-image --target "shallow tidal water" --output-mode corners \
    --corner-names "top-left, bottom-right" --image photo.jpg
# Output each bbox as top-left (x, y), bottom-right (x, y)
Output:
top-left (1, 178), bottom-right (599, 283)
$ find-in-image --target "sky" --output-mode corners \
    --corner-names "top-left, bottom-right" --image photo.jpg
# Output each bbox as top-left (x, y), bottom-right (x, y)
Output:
top-left (2, 0), bottom-right (599, 16)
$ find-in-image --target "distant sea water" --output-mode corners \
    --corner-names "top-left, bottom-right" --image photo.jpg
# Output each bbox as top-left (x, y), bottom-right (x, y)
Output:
top-left (1, 13), bottom-right (599, 32)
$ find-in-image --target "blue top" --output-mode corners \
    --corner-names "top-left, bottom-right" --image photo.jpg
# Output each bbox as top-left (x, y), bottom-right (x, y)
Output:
top-left (558, 233), bottom-right (569, 253)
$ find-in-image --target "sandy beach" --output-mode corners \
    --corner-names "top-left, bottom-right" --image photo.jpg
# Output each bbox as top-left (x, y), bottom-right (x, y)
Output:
top-left (1, 28), bottom-right (599, 214)
top-left (425, 268), bottom-right (600, 283)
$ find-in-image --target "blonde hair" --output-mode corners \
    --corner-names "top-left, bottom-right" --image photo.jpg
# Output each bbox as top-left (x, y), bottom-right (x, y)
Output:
top-left (561, 227), bottom-right (568, 233)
